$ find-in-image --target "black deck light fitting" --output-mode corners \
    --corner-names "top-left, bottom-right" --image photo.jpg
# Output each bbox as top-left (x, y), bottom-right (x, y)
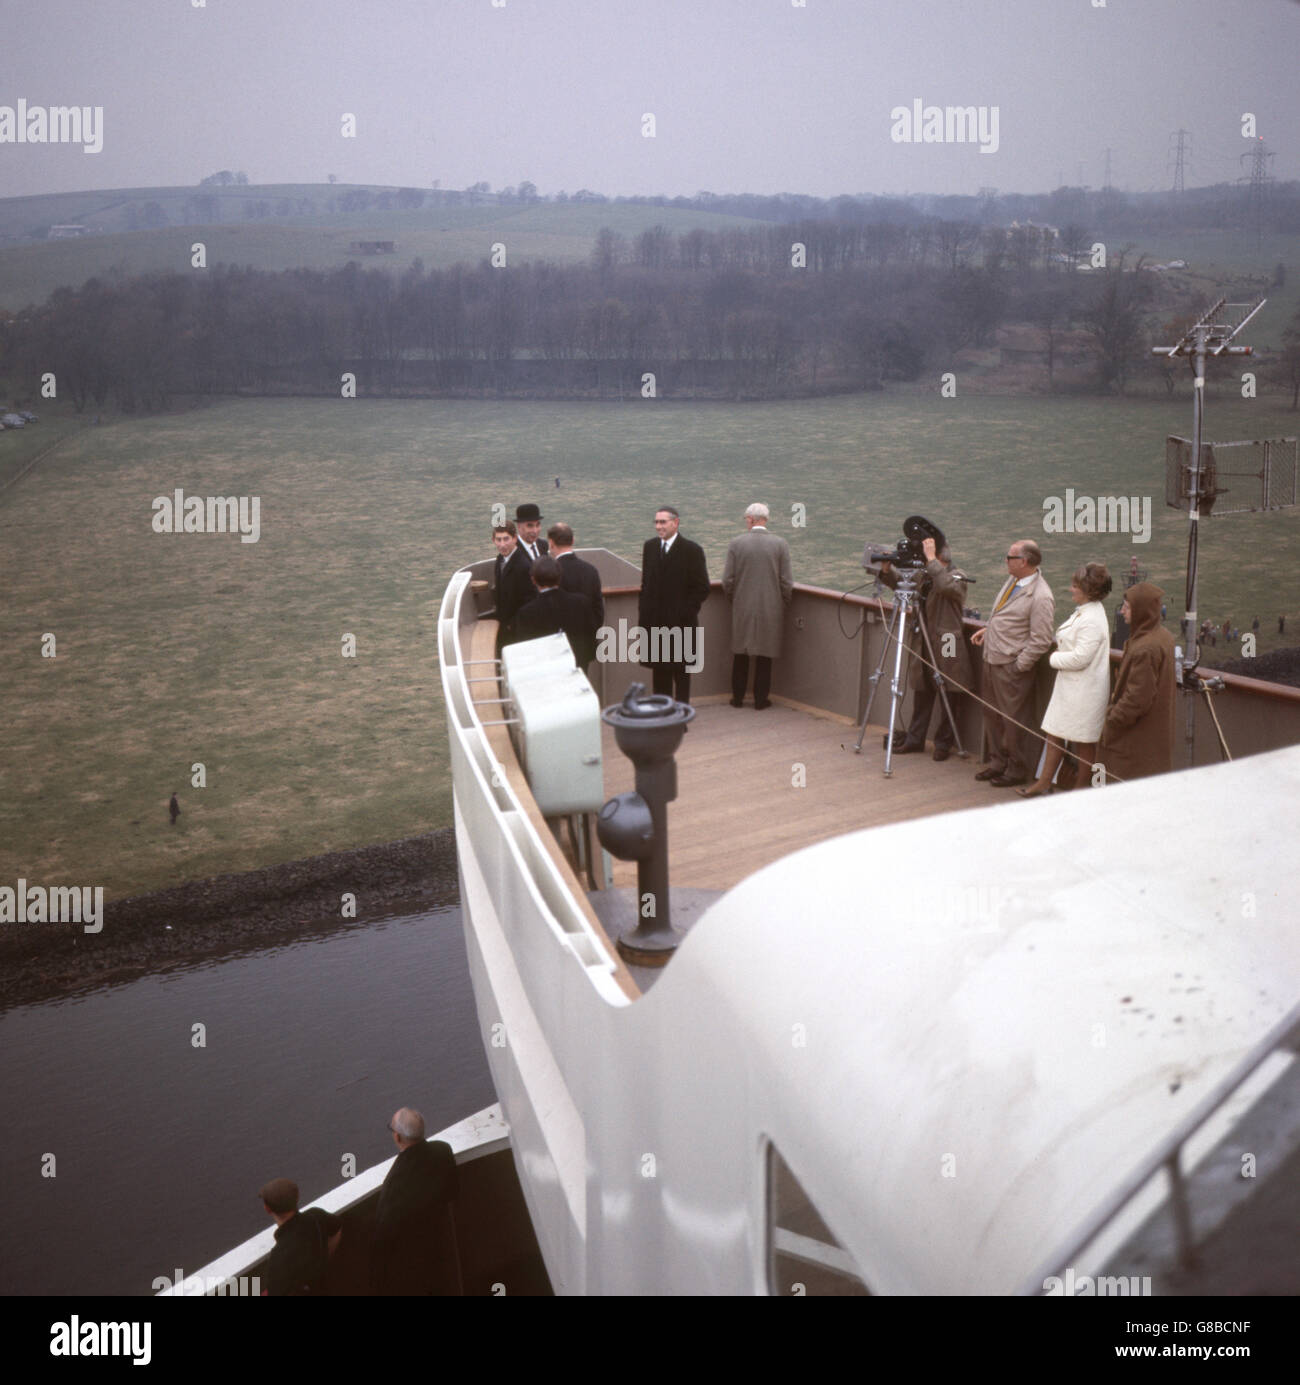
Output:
top-left (598, 683), bottom-right (694, 966)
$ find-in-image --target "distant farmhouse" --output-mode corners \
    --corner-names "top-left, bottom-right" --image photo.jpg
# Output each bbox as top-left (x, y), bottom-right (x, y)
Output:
top-left (47, 224), bottom-right (88, 239)
top-left (348, 240), bottom-right (396, 255)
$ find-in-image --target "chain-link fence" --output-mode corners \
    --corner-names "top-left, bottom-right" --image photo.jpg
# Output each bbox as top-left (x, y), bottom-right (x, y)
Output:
top-left (1165, 435), bottom-right (1297, 515)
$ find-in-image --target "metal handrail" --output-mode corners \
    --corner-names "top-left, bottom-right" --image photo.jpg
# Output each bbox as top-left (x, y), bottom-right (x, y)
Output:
top-left (1019, 998), bottom-right (1300, 1294)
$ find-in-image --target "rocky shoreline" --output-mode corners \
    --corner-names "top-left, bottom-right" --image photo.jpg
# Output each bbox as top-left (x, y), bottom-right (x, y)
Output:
top-left (0, 830), bottom-right (461, 1012)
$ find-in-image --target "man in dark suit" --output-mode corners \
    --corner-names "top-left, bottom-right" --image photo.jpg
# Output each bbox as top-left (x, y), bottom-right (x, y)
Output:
top-left (259, 1177), bottom-right (342, 1296)
top-left (515, 503), bottom-right (548, 561)
top-left (371, 1107), bottom-right (461, 1295)
top-left (516, 557), bottom-right (599, 672)
top-left (492, 520), bottom-right (534, 656)
top-left (638, 506), bottom-right (710, 704)
top-left (548, 522), bottom-right (604, 634)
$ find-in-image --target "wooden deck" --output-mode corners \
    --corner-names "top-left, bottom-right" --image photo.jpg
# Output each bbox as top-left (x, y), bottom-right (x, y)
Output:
top-left (601, 694), bottom-right (998, 893)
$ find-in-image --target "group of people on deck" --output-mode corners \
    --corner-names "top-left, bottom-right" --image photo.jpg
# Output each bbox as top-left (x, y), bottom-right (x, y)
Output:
top-left (492, 503), bottom-right (1179, 789)
top-left (491, 504), bottom-right (605, 672)
top-left (491, 501), bottom-right (793, 709)
top-left (970, 541), bottom-right (1177, 793)
top-left (258, 1107), bottom-right (459, 1296)
top-left (879, 536), bottom-right (1176, 789)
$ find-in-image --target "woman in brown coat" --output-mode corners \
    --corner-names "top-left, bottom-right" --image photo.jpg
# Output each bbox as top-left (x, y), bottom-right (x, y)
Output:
top-left (1099, 582), bottom-right (1177, 782)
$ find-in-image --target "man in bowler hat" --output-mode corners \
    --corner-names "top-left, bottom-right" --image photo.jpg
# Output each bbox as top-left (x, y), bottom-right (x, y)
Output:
top-left (515, 504), bottom-right (548, 560)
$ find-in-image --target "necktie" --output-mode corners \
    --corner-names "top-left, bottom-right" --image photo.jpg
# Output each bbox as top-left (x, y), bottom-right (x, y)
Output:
top-left (994, 580), bottom-right (1018, 613)
top-left (661, 541), bottom-right (668, 558)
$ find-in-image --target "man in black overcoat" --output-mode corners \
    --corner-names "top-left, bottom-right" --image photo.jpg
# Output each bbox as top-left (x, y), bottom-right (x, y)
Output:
top-left (548, 522), bottom-right (605, 635)
top-left (516, 557), bottom-right (600, 673)
top-left (638, 506), bottom-right (710, 704)
top-left (514, 503), bottom-right (548, 560)
top-left (259, 1177), bottom-right (342, 1296)
top-left (371, 1107), bottom-right (461, 1295)
top-left (492, 520), bottom-right (534, 656)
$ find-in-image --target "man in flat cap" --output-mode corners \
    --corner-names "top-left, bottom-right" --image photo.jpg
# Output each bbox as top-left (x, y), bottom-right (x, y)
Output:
top-left (258, 1177), bottom-right (342, 1296)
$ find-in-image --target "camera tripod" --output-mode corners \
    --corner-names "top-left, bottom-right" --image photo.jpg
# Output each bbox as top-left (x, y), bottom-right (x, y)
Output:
top-left (853, 567), bottom-right (968, 777)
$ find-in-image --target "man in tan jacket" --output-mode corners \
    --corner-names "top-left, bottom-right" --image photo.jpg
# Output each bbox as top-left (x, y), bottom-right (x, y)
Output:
top-left (970, 538), bottom-right (1055, 786)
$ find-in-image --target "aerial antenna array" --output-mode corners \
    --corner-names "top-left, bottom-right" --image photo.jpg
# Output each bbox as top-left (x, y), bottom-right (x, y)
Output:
top-left (1151, 298), bottom-right (1299, 765)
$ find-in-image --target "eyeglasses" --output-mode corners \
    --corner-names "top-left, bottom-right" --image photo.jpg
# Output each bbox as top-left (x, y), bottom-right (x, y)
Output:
top-left (1005, 554), bottom-right (1024, 561)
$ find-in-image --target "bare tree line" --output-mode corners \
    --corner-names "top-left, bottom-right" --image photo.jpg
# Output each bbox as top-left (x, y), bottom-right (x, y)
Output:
top-left (0, 219), bottom-right (1249, 411)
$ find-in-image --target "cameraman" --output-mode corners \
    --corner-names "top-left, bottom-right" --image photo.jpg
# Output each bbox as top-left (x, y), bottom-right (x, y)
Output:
top-left (878, 536), bottom-right (972, 761)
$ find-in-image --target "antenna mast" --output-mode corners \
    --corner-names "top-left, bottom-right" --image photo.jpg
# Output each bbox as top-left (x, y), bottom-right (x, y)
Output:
top-left (1151, 298), bottom-right (1266, 763)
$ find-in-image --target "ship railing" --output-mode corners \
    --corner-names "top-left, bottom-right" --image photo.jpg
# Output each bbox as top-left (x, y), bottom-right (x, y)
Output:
top-left (1018, 999), bottom-right (1300, 1295)
top-left (456, 555), bottom-right (1300, 765)
top-left (155, 1106), bottom-right (510, 1295)
top-left (439, 567), bottom-right (634, 1005)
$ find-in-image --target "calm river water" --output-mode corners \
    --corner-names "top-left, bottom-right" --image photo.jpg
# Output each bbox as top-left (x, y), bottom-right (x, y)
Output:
top-left (0, 907), bottom-right (493, 1296)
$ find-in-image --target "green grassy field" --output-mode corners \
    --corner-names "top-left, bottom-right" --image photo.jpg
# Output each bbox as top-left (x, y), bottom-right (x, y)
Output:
top-left (1119, 230), bottom-right (1298, 351)
top-left (0, 402), bottom-right (88, 488)
top-left (0, 197), bottom-right (767, 310)
top-left (3, 392), bottom-right (1298, 900)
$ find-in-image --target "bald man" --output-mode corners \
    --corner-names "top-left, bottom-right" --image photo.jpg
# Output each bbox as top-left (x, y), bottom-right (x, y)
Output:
top-left (371, 1107), bottom-right (461, 1294)
top-left (970, 537), bottom-right (1055, 786)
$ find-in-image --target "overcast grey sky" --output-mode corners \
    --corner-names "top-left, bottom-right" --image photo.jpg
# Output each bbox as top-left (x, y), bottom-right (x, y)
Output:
top-left (3, 0), bottom-right (1297, 200)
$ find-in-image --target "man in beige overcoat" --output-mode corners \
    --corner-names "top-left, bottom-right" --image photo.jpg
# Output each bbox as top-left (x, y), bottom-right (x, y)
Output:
top-left (722, 503), bottom-right (793, 709)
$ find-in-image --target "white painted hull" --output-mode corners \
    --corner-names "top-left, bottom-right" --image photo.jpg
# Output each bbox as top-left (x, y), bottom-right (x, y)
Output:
top-left (440, 568), bottom-right (1300, 1295)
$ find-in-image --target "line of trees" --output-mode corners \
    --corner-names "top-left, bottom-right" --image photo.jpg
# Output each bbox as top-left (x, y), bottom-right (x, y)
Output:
top-left (83, 177), bottom-right (1300, 241)
top-left (1, 220), bottom-right (1227, 411)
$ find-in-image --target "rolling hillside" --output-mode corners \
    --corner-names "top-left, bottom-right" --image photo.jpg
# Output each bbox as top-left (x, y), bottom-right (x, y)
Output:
top-left (0, 184), bottom-right (770, 310)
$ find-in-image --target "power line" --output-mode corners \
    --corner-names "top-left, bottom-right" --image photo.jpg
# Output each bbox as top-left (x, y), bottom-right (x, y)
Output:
top-left (1238, 140), bottom-right (1275, 244)
top-left (1168, 128), bottom-right (1191, 194)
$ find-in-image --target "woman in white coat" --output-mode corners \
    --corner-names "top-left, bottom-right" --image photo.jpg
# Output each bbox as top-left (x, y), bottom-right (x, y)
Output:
top-left (1019, 562), bottom-right (1113, 796)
